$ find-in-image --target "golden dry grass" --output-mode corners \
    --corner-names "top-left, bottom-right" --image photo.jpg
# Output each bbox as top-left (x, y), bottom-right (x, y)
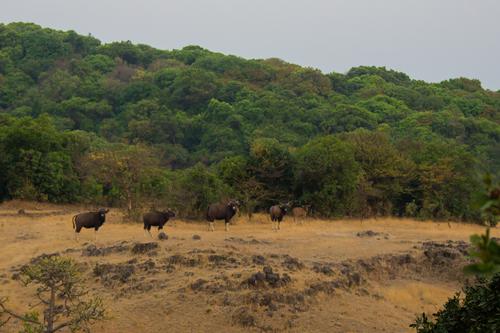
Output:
top-left (0, 202), bottom-right (497, 333)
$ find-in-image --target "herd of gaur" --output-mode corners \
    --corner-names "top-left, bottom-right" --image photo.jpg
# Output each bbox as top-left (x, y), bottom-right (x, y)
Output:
top-left (72, 200), bottom-right (310, 241)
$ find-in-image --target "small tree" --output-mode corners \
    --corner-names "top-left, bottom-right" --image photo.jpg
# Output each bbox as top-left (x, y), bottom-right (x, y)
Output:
top-left (0, 256), bottom-right (105, 333)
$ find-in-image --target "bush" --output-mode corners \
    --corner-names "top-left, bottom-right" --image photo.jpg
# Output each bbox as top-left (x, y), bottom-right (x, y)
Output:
top-left (411, 274), bottom-right (500, 333)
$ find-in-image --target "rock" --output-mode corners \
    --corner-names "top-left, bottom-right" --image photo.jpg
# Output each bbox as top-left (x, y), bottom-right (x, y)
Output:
top-left (282, 255), bottom-right (304, 271)
top-left (356, 230), bottom-right (390, 238)
top-left (192, 234), bottom-right (201, 240)
top-left (232, 307), bottom-right (256, 327)
top-left (164, 254), bottom-right (201, 267)
top-left (131, 242), bottom-right (159, 255)
top-left (190, 279), bottom-right (207, 291)
top-left (158, 232), bottom-right (168, 240)
top-left (82, 245), bottom-right (103, 256)
top-left (93, 263), bottom-right (135, 283)
top-left (81, 243), bottom-right (130, 257)
top-left (245, 266), bottom-right (292, 288)
top-left (312, 263), bottom-right (334, 275)
top-left (252, 255), bottom-right (266, 265)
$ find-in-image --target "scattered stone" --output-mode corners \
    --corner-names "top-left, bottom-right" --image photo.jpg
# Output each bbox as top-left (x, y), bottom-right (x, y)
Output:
top-left (191, 279), bottom-right (208, 291)
top-left (93, 263), bottom-right (135, 283)
top-left (312, 263), bottom-right (334, 275)
top-left (138, 259), bottom-right (156, 271)
top-left (208, 254), bottom-right (238, 267)
top-left (225, 237), bottom-right (271, 245)
top-left (232, 307), bottom-right (256, 327)
top-left (192, 234), bottom-right (201, 240)
top-left (252, 255), bottom-right (266, 265)
top-left (246, 266), bottom-right (292, 288)
top-left (282, 255), bottom-right (304, 271)
top-left (421, 240), bottom-right (468, 267)
top-left (131, 242), bottom-right (159, 255)
top-left (164, 254), bottom-right (201, 267)
top-left (356, 230), bottom-right (390, 238)
top-left (82, 243), bottom-right (130, 256)
top-left (158, 232), bottom-right (168, 240)
top-left (29, 252), bottom-right (60, 264)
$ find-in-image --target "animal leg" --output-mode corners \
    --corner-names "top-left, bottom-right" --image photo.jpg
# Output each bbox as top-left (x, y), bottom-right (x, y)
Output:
top-left (225, 222), bottom-right (229, 232)
top-left (94, 230), bottom-right (97, 242)
top-left (278, 221), bottom-right (281, 230)
top-left (74, 232), bottom-right (79, 242)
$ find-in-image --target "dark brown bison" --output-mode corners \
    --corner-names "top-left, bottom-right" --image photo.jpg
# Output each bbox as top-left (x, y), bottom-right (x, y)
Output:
top-left (143, 209), bottom-right (176, 237)
top-left (269, 203), bottom-right (290, 231)
top-left (292, 205), bottom-right (310, 224)
top-left (206, 200), bottom-right (240, 231)
top-left (72, 208), bottom-right (109, 241)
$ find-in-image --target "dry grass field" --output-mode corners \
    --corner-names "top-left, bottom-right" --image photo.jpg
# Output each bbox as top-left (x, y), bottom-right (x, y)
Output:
top-left (0, 201), bottom-right (497, 333)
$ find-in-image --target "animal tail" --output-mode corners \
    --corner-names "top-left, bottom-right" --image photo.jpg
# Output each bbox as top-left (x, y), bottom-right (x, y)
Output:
top-left (72, 215), bottom-right (76, 229)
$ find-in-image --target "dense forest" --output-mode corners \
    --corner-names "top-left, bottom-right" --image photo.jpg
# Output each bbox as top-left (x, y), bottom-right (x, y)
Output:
top-left (0, 22), bottom-right (499, 221)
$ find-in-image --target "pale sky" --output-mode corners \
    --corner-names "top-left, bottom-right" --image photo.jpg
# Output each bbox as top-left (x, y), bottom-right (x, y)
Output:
top-left (1, 0), bottom-right (499, 90)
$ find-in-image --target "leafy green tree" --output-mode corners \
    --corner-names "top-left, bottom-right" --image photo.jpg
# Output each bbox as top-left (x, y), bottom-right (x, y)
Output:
top-left (294, 135), bottom-right (359, 216)
top-left (248, 138), bottom-right (294, 205)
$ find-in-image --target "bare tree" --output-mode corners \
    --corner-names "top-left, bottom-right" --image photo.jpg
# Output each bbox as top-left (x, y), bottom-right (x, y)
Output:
top-left (0, 256), bottom-right (105, 333)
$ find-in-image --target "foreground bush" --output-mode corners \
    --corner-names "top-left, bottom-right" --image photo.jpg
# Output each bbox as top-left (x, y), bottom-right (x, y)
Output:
top-left (411, 274), bottom-right (500, 333)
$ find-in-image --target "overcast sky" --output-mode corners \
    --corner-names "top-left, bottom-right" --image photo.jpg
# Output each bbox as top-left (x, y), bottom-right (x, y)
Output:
top-left (1, 0), bottom-right (499, 89)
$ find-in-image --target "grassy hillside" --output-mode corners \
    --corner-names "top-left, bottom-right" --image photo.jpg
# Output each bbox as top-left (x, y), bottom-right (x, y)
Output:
top-left (0, 22), bottom-right (499, 220)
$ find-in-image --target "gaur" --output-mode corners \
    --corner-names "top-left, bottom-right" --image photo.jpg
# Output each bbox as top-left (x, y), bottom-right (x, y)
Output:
top-left (72, 208), bottom-right (109, 241)
top-left (143, 209), bottom-right (176, 237)
top-left (269, 203), bottom-right (290, 231)
top-left (206, 200), bottom-right (240, 231)
top-left (292, 205), bottom-right (310, 224)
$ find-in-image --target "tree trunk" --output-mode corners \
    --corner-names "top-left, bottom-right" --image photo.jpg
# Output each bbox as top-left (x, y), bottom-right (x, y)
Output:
top-left (45, 286), bottom-right (55, 333)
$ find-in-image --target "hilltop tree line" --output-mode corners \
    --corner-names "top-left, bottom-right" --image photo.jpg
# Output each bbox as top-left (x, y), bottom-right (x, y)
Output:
top-left (1, 22), bottom-right (499, 221)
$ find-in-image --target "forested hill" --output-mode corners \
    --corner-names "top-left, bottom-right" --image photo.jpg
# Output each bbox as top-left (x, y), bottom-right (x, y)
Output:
top-left (0, 22), bottom-right (499, 221)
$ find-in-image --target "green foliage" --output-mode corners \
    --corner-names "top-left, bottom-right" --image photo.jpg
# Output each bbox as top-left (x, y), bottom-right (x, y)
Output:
top-left (0, 22), bottom-right (499, 219)
top-left (294, 136), bottom-right (359, 216)
top-left (412, 177), bottom-right (500, 333)
top-left (465, 230), bottom-right (500, 276)
top-left (464, 177), bottom-right (500, 275)
top-left (411, 275), bottom-right (500, 333)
